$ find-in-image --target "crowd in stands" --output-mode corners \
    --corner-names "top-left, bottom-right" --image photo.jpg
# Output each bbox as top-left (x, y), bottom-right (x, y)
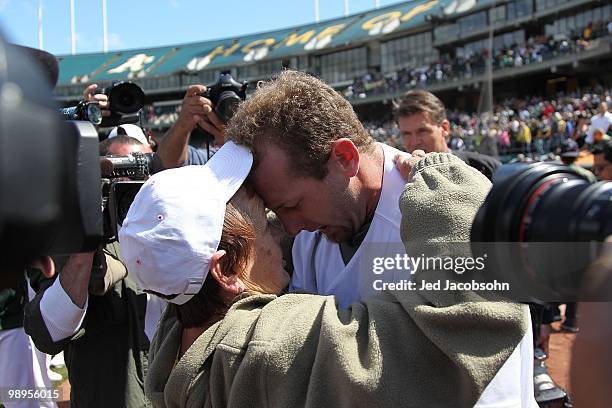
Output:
top-left (143, 104), bottom-right (180, 128)
top-left (345, 21), bottom-right (611, 100)
top-left (363, 86), bottom-right (611, 160)
top-left (143, 85), bottom-right (611, 163)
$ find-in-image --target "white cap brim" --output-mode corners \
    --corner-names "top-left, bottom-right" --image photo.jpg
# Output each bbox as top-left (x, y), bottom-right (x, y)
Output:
top-left (119, 141), bottom-right (253, 305)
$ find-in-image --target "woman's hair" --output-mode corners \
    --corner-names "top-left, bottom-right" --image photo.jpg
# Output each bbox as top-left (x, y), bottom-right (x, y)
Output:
top-left (172, 195), bottom-right (256, 328)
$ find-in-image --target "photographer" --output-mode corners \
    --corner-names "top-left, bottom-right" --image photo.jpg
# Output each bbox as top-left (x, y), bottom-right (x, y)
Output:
top-left (82, 83), bottom-right (110, 118)
top-left (24, 136), bottom-right (153, 408)
top-left (105, 124), bottom-right (153, 153)
top-left (155, 84), bottom-right (226, 168)
top-left (66, 80), bottom-right (228, 169)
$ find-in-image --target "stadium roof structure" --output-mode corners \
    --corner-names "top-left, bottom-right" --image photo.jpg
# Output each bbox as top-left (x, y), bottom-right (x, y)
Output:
top-left (56, 0), bottom-right (495, 85)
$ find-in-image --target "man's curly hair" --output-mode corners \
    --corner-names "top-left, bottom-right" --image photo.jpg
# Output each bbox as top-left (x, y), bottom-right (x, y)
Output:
top-left (226, 70), bottom-right (374, 179)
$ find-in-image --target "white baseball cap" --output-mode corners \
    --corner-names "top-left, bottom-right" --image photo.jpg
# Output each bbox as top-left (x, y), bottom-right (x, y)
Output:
top-left (118, 141), bottom-right (253, 305)
top-left (108, 124), bottom-right (149, 146)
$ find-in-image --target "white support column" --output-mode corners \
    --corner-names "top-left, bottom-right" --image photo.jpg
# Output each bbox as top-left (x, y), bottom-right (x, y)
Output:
top-left (37, 0), bottom-right (43, 50)
top-left (102, 0), bottom-right (108, 52)
top-left (70, 0), bottom-right (76, 55)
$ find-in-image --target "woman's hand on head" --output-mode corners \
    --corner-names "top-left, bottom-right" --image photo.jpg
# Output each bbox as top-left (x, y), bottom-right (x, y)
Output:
top-left (394, 150), bottom-right (426, 182)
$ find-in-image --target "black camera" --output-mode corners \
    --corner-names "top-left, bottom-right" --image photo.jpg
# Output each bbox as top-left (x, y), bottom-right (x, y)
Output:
top-left (60, 81), bottom-right (145, 127)
top-left (1, 118), bottom-right (104, 279)
top-left (471, 162), bottom-right (612, 302)
top-left (100, 152), bottom-right (154, 243)
top-left (198, 71), bottom-right (247, 123)
top-left (104, 81), bottom-right (145, 115)
top-left (99, 81), bottom-right (146, 128)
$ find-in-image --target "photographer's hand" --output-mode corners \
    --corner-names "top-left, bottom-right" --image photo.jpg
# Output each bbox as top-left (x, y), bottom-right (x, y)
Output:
top-left (176, 84), bottom-right (212, 132)
top-left (83, 83), bottom-right (110, 117)
top-left (35, 250), bottom-right (99, 343)
top-left (198, 110), bottom-right (225, 146)
top-left (157, 85), bottom-right (217, 168)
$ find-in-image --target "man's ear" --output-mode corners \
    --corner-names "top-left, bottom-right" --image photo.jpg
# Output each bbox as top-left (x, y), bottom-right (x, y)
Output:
top-left (330, 138), bottom-right (359, 177)
top-left (208, 250), bottom-right (244, 295)
top-left (441, 119), bottom-right (451, 141)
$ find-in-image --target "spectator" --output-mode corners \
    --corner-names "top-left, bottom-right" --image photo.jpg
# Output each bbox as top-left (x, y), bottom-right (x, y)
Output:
top-left (586, 102), bottom-right (612, 145)
top-left (591, 127), bottom-right (612, 147)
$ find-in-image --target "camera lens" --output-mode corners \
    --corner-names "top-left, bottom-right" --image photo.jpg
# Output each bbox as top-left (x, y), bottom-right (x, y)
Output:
top-left (472, 162), bottom-right (612, 242)
top-left (471, 162), bottom-right (612, 302)
top-left (119, 93), bottom-right (134, 108)
top-left (109, 82), bottom-right (145, 114)
top-left (215, 91), bottom-right (241, 123)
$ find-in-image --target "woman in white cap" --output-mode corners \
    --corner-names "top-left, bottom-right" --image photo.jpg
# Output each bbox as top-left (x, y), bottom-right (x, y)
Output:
top-left (119, 142), bottom-right (528, 408)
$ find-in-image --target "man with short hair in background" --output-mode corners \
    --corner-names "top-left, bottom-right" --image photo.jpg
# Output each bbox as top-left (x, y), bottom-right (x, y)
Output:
top-left (396, 89), bottom-right (501, 180)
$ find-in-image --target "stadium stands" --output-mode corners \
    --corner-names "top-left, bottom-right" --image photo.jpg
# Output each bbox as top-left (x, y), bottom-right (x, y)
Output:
top-left (55, 0), bottom-right (611, 136)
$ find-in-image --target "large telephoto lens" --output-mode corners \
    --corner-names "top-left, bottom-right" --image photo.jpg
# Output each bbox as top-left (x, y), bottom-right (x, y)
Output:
top-left (471, 162), bottom-right (612, 302)
top-left (472, 162), bottom-right (611, 242)
top-left (108, 82), bottom-right (145, 114)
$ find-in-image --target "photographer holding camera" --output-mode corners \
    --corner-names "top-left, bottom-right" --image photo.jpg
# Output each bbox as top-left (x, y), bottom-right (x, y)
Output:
top-left (156, 72), bottom-right (246, 168)
top-left (155, 84), bottom-right (221, 167)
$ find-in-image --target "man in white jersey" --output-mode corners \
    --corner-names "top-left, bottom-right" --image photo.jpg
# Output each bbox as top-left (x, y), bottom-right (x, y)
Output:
top-left (586, 102), bottom-right (612, 145)
top-left (227, 70), bottom-right (537, 407)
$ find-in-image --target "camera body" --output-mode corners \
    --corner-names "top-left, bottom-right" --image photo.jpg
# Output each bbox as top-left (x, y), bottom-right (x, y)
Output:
top-left (100, 152), bottom-right (154, 243)
top-left (62, 100), bottom-right (103, 125)
top-left (199, 71), bottom-right (247, 123)
top-left (62, 82), bottom-right (146, 127)
top-left (99, 81), bottom-right (146, 128)
top-left (103, 81), bottom-right (145, 115)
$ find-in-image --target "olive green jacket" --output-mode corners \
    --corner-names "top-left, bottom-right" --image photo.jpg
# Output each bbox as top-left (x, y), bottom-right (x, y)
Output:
top-left (146, 153), bottom-right (529, 408)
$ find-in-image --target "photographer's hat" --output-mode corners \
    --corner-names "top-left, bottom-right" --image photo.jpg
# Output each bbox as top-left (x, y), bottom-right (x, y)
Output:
top-left (108, 124), bottom-right (149, 146)
top-left (560, 139), bottom-right (580, 158)
top-left (119, 141), bottom-right (253, 305)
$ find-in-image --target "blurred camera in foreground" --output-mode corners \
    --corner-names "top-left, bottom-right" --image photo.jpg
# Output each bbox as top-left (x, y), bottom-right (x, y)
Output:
top-left (471, 162), bottom-right (612, 302)
top-left (0, 38), bottom-right (104, 282)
